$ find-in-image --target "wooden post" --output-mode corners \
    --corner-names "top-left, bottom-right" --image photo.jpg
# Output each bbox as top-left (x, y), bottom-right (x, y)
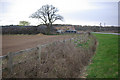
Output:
top-left (7, 52), bottom-right (13, 74)
top-left (0, 57), bottom-right (2, 79)
top-left (63, 40), bottom-right (66, 43)
top-left (70, 38), bottom-right (71, 43)
top-left (37, 45), bottom-right (41, 61)
top-left (54, 41), bottom-right (57, 45)
top-left (71, 38), bottom-right (73, 43)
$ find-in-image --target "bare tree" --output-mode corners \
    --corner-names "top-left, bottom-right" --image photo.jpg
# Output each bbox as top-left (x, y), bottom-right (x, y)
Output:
top-left (30, 4), bottom-right (63, 34)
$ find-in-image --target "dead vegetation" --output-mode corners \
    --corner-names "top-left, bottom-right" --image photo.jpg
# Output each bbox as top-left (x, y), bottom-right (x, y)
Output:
top-left (2, 33), bottom-right (97, 78)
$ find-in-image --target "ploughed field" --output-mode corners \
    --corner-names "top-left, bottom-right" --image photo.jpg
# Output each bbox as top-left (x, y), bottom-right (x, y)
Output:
top-left (2, 34), bottom-right (73, 55)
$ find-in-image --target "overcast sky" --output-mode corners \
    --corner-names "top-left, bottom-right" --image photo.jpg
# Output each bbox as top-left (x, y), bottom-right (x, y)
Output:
top-left (0, 0), bottom-right (119, 26)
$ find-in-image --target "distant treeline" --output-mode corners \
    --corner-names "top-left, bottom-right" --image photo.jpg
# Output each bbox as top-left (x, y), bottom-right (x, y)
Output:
top-left (74, 25), bottom-right (119, 32)
top-left (1, 25), bottom-right (57, 34)
top-left (1, 24), bottom-right (120, 34)
top-left (54, 24), bottom-right (119, 32)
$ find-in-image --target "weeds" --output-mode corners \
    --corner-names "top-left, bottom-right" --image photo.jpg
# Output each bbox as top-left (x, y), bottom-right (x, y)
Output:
top-left (2, 33), bottom-right (97, 78)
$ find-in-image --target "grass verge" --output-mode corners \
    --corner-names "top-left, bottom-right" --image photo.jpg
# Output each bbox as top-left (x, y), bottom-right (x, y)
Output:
top-left (86, 33), bottom-right (118, 78)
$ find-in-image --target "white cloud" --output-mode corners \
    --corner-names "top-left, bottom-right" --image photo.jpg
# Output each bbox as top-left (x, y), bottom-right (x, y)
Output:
top-left (0, 0), bottom-right (118, 26)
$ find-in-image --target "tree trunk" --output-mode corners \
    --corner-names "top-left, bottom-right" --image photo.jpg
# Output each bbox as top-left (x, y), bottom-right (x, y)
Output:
top-left (46, 23), bottom-right (53, 35)
top-left (46, 24), bottom-right (50, 34)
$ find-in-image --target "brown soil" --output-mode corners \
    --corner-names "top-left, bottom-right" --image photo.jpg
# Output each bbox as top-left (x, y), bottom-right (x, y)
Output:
top-left (2, 34), bottom-right (73, 55)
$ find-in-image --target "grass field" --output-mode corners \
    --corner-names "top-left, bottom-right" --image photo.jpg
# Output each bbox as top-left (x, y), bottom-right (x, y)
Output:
top-left (86, 33), bottom-right (119, 78)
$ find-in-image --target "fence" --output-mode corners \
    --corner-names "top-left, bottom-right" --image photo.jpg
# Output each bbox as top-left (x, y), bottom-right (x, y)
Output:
top-left (0, 33), bottom-right (95, 78)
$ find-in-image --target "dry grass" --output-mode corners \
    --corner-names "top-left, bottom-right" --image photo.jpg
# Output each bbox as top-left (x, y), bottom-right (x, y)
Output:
top-left (2, 34), bottom-right (97, 78)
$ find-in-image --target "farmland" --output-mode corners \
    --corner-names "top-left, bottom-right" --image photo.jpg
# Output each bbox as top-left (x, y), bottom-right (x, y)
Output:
top-left (1, 32), bottom-right (119, 78)
top-left (1, 33), bottom-right (97, 78)
top-left (2, 34), bottom-right (74, 55)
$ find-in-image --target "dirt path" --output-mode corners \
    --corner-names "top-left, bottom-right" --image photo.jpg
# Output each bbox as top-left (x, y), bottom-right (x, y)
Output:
top-left (2, 35), bottom-right (73, 55)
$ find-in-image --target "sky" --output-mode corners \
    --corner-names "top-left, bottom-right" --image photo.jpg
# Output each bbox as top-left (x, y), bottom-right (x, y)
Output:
top-left (0, 0), bottom-right (119, 26)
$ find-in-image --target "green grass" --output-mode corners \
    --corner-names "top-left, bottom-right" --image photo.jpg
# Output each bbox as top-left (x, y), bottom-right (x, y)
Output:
top-left (86, 33), bottom-right (118, 78)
